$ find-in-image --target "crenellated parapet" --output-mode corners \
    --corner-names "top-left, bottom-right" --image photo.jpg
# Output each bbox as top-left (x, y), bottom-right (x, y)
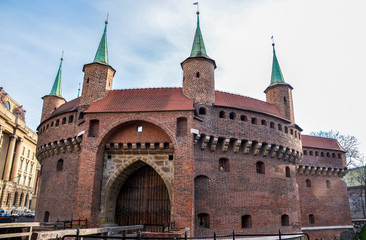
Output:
top-left (297, 165), bottom-right (347, 177)
top-left (193, 133), bottom-right (302, 164)
top-left (36, 135), bottom-right (83, 161)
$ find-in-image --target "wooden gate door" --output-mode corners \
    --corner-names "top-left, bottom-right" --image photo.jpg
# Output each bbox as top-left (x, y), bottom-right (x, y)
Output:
top-left (115, 164), bottom-right (170, 231)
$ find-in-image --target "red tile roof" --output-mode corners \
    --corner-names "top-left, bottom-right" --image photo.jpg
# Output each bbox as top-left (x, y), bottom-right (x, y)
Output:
top-left (86, 88), bottom-right (194, 113)
top-left (51, 97), bottom-right (80, 117)
top-left (302, 135), bottom-right (345, 152)
top-left (214, 91), bottom-right (286, 120)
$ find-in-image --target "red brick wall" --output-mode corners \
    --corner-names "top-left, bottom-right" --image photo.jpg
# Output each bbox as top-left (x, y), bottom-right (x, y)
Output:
top-left (41, 96), bottom-right (66, 123)
top-left (265, 85), bottom-right (294, 123)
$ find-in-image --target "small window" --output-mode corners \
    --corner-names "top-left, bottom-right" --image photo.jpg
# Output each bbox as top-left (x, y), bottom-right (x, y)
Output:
top-left (295, 131), bottom-right (297, 137)
top-left (229, 112), bottom-right (235, 120)
top-left (332, 153), bottom-right (336, 158)
top-left (137, 126), bottom-right (143, 133)
top-left (89, 120), bottom-right (99, 137)
top-left (13, 192), bottom-right (18, 206)
top-left (51, 121), bottom-right (54, 127)
top-left (197, 213), bottom-right (209, 228)
top-left (5, 101), bottom-right (10, 110)
top-left (256, 161), bottom-right (265, 174)
top-left (44, 211), bottom-right (50, 222)
top-left (219, 111), bottom-right (225, 118)
top-left (315, 151), bottom-right (319, 156)
top-left (241, 215), bottom-right (252, 228)
top-left (46, 124), bottom-right (49, 129)
top-left (321, 152), bottom-right (324, 157)
top-left (278, 124), bottom-right (282, 131)
top-left (285, 126), bottom-right (288, 133)
top-left (68, 115), bottom-right (74, 123)
top-left (196, 72), bottom-right (200, 78)
top-left (326, 152), bottom-right (330, 157)
top-left (62, 117), bottom-right (66, 125)
top-left (284, 96), bottom-right (287, 104)
top-left (338, 153), bottom-right (341, 159)
top-left (55, 119), bottom-right (60, 127)
top-left (285, 167), bottom-right (290, 178)
top-left (304, 150), bottom-right (307, 155)
top-left (79, 112), bottom-right (84, 120)
top-left (219, 158), bottom-right (229, 172)
top-left (251, 118), bottom-right (257, 124)
top-left (199, 107), bottom-right (206, 115)
top-left (290, 129), bottom-right (293, 135)
top-left (326, 180), bottom-right (331, 189)
top-left (309, 214), bottom-right (315, 224)
top-left (57, 159), bottom-right (63, 171)
top-left (306, 179), bottom-right (311, 187)
top-left (281, 214), bottom-right (289, 226)
top-left (177, 117), bottom-right (187, 136)
top-left (86, 78), bottom-right (90, 83)
top-left (309, 151), bottom-right (313, 156)
top-left (169, 155), bottom-right (174, 161)
top-left (240, 115), bottom-right (247, 121)
top-left (261, 119), bottom-right (267, 126)
top-left (270, 122), bottom-right (275, 128)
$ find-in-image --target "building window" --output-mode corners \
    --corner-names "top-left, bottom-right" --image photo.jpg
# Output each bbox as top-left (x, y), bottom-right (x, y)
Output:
top-left (17, 174), bottom-right (21, 184)
top-left (20, 160), bottom-right (23, 169)
top-left (68, 115), bottom-right (74, 123)
top-left (321, 152), bottom-right (324, 157)
top-left (22, 147), bottom-right (25, 155)
top-left (24, 194), bottom-right (28, 207)
top-left (51, 121), bottom-right (54, 127)
top-left (327, 152), bottom-right (330, 157)
top-left (261, 119), bottom-right (267, 126)
top-left (6, 194), bottom-right (10, 206)
top-left (309, 214), bottom-right (315, 224)
top-left (332, 153), bottom-right (336, 158)
top-left (229, 112), bottom-right (235, 120)
top-left (88, 120), bottom-right (99, 137)
top-left (55, 119), bottom-right (60, 127)
top-left (19, 193), bottom-right (24, 207)
top-left (5, 101), bottom-right (10, 110)
top-left (22, 176), bottom-right (26, 185)
top-left (177, 117), bottom-right (187, 136)
top-left (13, 192), bottom-right (18, 206)
top-left (62, 117), bottom-right (66, 125)
top-left (285, 167), bottom-right (290, 178)
top-left (303, 150), bottom-right (307, 155)
top-left (256, 161), bottom-right (265, 174)
top-left (241, 215), bottom-right (252, 228)
top-left (326, 180), bottom-right (331, 188)
top-left (30, 163), bottom-right (33, 172)
top-left (196, 72), bottom-right (200, 78)
top-left (285, 126), bottom-right (288, 133)
top-left (46, 124), bottom-right (49, 129)
top-left (306, 179), bottom-right (311, 187)
top-left (290, 129), bottom-right (293, 135)
top-left (240, 115), bottom-right (247, 121)
top-left (251, 118), bottom-right (257, 124)
top-left (44, 211), bottom-right (50, 222)
top-left (57, 159), bottom-right (64, 171)
top-left (197, 213), bottom-right (209, 228)
top-left (283, 96), bottom-right (287, 104)
top-left (137, 126), bottom-right (143, 133)
top-left (278, 124), bottom-right (282, 131)
top-left (315, 151), bottom-right (319, 156)
top-left (79, 112), bottom-right (84, 120)
top-left (199, 107), bottom-right (206, 115)
top-left (219, 111), bottom-right (225, 118)
top-left (281, 214), bottom-right (289, 226)
top-left (219, 158), bottom-right (229, 172)
top-left (28, 177), bottom-right (32, 187)
top-left (270, 122), bottom-right (275, 128)
top-left (309, 151), bottom-right (313, 156)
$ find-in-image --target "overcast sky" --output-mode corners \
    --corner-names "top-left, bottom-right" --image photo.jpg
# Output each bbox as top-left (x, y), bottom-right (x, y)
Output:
top-left (1, 0), bottom-right (366, 157)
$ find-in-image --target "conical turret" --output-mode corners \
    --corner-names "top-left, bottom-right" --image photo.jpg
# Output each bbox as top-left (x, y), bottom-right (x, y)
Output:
top-left (81, 20), bottom-right (116, 106)
top-left (265, 42), bottom-right (295, 123)
top-left (49, 58), bottom-right (63, 97)
top-left (181, 11), bottom-right (216, 105)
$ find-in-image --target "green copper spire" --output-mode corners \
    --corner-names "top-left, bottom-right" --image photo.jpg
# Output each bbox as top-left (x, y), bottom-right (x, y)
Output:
top-left (49, 57), bottom-right (63, 97)
top-left (190, 11), bottom-right (209, 58)
top-left (93, 20), bottom-right (109, 65)
top-left (269, 43), bottom-right (286, 86)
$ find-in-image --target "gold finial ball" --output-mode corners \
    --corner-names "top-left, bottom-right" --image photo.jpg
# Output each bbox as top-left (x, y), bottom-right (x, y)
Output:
top-left (61, 57), bottom-right (64, 61)
top-left (196, 11), bottom-right (200, 14)
top-left (105, 20), bottom-right (109, 24)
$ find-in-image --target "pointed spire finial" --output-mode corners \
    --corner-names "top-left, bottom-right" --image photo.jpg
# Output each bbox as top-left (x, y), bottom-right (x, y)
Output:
top-left (269, 38), bottom-right (286, 87)
top-left (77, 82), bottom-right (81, 97)
top-left (189, 3), bottom-right (209, 58)
top-left (93, 17), bottom-right (109, 65)
top-left (49, 54), bottom-right (63, 97)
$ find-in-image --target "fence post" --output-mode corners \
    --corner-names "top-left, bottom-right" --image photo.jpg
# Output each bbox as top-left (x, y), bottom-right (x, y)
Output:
top-left (278, 229), bottom-right (281, 240)
top-left (137, 229), bottom-right (141, 240)
top-left (232, 230), bottom-right (235, 240)
top-left (214, 230), bottom-right (216, 240)
top-left (76, 228), bottom-right (80, 240)
top-left (185, 231), bottom-right (187, 240)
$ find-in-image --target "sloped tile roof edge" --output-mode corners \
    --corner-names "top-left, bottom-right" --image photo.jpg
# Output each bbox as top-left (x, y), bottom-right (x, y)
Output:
top-left (302, 135), bottom-right (346, 152)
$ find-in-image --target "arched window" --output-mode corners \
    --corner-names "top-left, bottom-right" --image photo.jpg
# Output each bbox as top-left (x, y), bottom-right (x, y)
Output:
top-left (5, 101), bottom-right (11, 110)
top-left (303, 150), bottom-right (307, 155)
top-left (219, 158), bottom-right (229, 172)
top-left (285, 167), bottom-right (290, 178)
top-left (278, 124), bottom-right (282, 131)
top-left (44, 211), bottom-right (49, 222)
top-left (199, 107), bottom-right (206, 115)
top-left (270, 122), bottom-right (275, 128)
top-left (13, 192), bottom-right (18, 206)
top-left (251, 118), bottom-right (257, 124)
top-left (68, 115), bottom-right (74, 123)
top-left (240, 115), bottom-right (247, 121)
top-left (309, 214), bottom-right (315, 224)
top-left (229, 112), bottom-right (235, 120)
top-left (57, 159), bottom-right (63, 171)
top-left (261, 119), bottom-right (267, 126)
top-left (306, 179), bottom-right (311, 187)
top-left (332, 153), bottom-right (336, 158)
top-left (315, 151), bottom-right (319, 156)
top-left (241, 215), bottom-right (252, 228)
top-left (219, 111), bottom-right (225, 118)
top-left (321, 152), bottom-right (324, 157)
top-left (326, 152), bottom-right (330, 157)
top-left (309, 151), bottom-right (313, 156)
top-left (51, 121), bottom-right (54, 127)
top-left (326, 180), bottom-right (331, 188)
top-left (281, 214), bottom-right (289, 226)
top-left (197, 213), bottom-right (209, 228)
top-left (177, 117), bottom-right (187, 136)
top-left (55, 119), bottom-right (60, 127)
top-left (256, 161), bottom-right (265, 174)
top-left (62, 117), bottom-right (66, 125)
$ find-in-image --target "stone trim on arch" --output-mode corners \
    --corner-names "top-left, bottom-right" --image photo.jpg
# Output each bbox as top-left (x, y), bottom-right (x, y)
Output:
top-left (99, 154), bottom-right (174, 226)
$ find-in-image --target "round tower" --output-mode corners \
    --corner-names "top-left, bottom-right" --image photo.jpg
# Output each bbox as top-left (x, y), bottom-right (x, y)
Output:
top-left (181, 11), bottom-right (216, 105)
top-left (41, 57), bottom-right (66, 123)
